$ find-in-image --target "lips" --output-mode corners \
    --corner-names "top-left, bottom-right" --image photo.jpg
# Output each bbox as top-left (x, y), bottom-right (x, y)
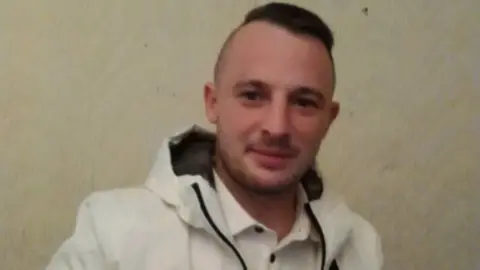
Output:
top-left (249, 148), bottom-right (295, 169)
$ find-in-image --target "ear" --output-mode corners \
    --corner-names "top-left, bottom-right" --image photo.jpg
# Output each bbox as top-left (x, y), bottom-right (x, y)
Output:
top-left (329, 101), bottom-right (340, 125)
top-left (203, 82), bottom-right (218, 124)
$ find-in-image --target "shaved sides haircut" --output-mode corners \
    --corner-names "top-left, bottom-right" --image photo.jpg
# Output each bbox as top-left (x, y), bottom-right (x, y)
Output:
top-left (214, 2), bottom-right (336, 85)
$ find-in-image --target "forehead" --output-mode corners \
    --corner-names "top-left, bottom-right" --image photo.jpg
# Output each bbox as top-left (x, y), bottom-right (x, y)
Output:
top-left (219, 21), bottom-right (335, 94)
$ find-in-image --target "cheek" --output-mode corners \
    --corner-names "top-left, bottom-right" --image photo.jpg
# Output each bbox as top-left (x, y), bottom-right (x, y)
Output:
top-left (220, 103), bottom-right (262, 135)
top-left (217, 110), bottom-right (253, 153)
top-left (291, 115), bottom-right (330, 149)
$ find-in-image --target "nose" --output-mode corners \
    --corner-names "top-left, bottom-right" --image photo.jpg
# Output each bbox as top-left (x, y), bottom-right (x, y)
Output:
top-left (261, 99), bottom-right (289, 137)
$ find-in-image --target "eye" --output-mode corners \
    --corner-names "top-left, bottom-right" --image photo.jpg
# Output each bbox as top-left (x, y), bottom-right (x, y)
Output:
top-left (240, 90), bottom-right (262, 101)
top-left (237, 89), bottom-right (267, 108)
top-left (294, 97), bottom-right (319, 108)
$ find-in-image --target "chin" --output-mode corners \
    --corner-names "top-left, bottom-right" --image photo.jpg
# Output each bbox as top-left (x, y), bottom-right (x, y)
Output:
top-left (247, 165), bottom-right (297, 189)
top-left (240, 157), bottom-right (300, 191)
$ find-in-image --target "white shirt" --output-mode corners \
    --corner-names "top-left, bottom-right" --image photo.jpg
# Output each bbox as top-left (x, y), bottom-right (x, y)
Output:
top-left (215, 172), bottom-right (320, 270)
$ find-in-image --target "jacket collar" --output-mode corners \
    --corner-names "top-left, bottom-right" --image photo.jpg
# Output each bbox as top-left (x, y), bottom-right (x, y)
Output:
top-left (145, 125), bottom-right (354, 262)
top-left (144, 125), bottom-right (230, 237)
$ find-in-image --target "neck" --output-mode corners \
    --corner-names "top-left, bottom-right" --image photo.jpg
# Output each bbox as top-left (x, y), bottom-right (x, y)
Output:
top-left (215, 163), bottom-right (298, 240)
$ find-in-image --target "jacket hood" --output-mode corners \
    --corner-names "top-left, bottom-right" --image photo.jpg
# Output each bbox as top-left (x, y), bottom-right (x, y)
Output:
top-left (145, 125), bottom-right (356, 262)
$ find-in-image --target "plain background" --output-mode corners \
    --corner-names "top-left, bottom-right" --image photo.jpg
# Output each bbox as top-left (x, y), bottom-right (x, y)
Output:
top-left (1, 0), bottom-right (479, 269)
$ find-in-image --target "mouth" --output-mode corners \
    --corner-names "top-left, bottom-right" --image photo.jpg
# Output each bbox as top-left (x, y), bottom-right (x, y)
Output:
top-left (249, 148), bottom-right (296, 170)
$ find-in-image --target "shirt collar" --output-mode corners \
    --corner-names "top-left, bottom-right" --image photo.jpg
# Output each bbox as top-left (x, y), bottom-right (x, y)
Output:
top-left (214, 170), bottom-right (320, 242)
top-left (281, 190), bottom-right (321, 244)
top-left (215, 171), bottom-right (256, 235)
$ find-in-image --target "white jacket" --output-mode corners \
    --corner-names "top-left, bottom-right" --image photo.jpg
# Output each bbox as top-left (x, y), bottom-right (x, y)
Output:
top-left (46, 125), bottom-right (383, 270)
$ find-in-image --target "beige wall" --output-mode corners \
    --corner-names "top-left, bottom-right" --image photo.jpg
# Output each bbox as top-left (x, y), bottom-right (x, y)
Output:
top-left (1, 0), bottom-right (478, 269)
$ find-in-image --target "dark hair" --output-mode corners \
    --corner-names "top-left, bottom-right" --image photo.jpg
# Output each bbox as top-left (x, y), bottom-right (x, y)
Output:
top-left (243, 2), bottom-right (334, 57)
top-left (214, 2), bottom-right (336, 83)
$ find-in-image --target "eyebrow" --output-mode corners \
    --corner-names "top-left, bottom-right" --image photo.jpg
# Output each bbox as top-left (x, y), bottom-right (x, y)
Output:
top-left (291, 86), bottom-right (325, 101)
top-left (233, 79), bottom-right (269, 91)
top-left (233, 79), bottom-right (326, 100)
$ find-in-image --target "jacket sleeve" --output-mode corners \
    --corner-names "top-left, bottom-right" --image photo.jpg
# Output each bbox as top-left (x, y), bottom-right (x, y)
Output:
top-left (334, 214), bottom-right (384, 270)
top-left (46, 195), bottom-right (111, 270)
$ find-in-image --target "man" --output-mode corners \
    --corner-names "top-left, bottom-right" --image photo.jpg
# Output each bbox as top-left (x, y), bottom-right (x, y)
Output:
top-left (47, 3), bottom-right (383, 270)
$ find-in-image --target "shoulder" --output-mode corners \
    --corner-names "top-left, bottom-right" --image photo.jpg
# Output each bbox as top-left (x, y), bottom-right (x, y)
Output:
top-left (47, 187), bottom-right (186, 267)
top-left (339, 209), bottom-right (384, 270)
top-left (310, 190), bottom-right (383, 269)
top-left (72, 187), bottom-right (182, 258)
top-left (79, 186), bottom-right (175, 227)
top-left (82, 187), bottom-right (165, 213)
top-left (350, 212), bottom-right (383, 257)
top-left (78, 187), bottom-right (178, 239)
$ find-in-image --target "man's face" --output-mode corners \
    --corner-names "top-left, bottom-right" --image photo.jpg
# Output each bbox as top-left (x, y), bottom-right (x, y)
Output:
top-left (204, 21), bottom-right (339, 194)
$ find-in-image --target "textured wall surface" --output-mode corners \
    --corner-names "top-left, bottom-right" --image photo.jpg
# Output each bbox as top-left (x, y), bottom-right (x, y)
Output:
top-left (0, 0), bottom-right (478, 269)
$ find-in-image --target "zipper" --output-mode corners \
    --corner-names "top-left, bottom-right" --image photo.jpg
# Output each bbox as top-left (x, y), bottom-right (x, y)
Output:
top-left (304, 203), bottom-right (339, 270)
top-left (191, 183), bottom-right (248, 270)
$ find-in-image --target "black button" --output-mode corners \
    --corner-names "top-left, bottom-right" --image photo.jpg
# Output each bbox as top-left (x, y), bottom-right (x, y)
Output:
top-left (269, 253), bottom-right (276, 263)
top-left (254, 226), bottom-right (264, 233)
